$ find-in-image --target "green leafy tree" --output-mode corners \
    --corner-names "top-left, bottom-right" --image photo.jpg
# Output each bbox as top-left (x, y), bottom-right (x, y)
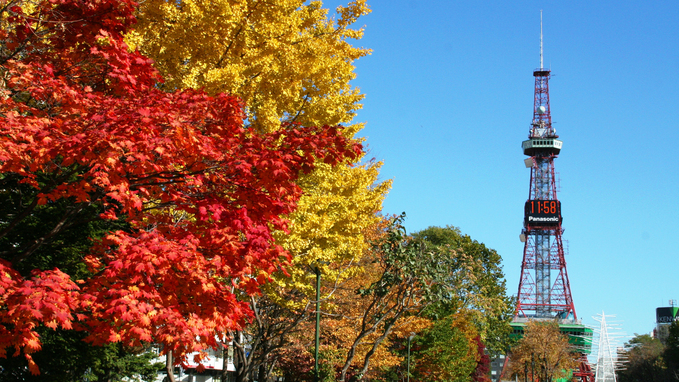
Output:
top-left (617, 334), bottom-right (668, 382)
top-left (411, 226), bottom-right (514, 353)
top-left (664, 321), bottom-right (679, 379)
top-left (411, 313), bottom-right (479, 382)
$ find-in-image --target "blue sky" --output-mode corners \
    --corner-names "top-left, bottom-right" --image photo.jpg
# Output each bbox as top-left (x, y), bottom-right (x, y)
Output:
top-left (328, 0), bottom-right (679, 343)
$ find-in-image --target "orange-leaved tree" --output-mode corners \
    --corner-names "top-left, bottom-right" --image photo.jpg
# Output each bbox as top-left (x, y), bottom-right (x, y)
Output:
top-left (508, 320), bottom-right (579, 382)
top-left (0, 0), bottom-right (360, 374)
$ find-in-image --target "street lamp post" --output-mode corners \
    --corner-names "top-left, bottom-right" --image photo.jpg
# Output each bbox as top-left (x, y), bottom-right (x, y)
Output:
top-left (314, 266), bottom-right (321, 382)
top-left (407, 333), bottom-right (416, 382)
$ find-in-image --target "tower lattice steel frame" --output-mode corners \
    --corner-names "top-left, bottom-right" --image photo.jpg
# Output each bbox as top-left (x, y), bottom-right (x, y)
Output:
top-left (515, 66), bottom-right (576, 320)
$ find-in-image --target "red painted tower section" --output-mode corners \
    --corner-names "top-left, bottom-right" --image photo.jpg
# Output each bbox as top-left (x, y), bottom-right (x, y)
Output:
top-left (515, 67), bottom-right (577, 320)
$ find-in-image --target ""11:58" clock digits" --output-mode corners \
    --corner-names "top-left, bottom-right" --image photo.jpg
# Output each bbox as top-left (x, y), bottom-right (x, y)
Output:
top-left (524, 200), bottom-right (561, 226)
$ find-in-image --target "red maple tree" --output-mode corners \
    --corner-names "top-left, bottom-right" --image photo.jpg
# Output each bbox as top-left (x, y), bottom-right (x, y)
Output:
top-left (0, 0), bottom-right (361, 374)
top-left (471, 335), bottom-right (492, 382)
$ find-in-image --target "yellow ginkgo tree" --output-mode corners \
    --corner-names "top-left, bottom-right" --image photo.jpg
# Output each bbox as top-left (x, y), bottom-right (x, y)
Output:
top-left (127, 0), bottom-right (370, 134)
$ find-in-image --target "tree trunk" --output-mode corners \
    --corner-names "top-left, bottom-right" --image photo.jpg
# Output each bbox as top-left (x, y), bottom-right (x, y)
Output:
top-left (233, 332), bottom-right (249, 382)
top-left (166, 350), bottom-right (177, 382)
top-left (258, 362), bottom-right (267, 382)
top-left (221, 342), bottom-right (229, 382)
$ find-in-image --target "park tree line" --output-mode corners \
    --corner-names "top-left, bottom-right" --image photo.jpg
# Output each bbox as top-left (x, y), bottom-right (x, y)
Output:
top-left (616, 321), bottom-right (679, 382)
top-left (0, 0), bottom-right (513, 381)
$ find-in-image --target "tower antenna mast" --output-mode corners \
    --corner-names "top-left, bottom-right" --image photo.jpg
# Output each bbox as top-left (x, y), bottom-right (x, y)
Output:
top-left (540, 10), bottom-right (543, 69)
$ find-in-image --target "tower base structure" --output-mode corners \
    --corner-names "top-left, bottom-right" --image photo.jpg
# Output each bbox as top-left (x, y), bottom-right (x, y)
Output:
top-left (573, 353), bottom-right (595, 382)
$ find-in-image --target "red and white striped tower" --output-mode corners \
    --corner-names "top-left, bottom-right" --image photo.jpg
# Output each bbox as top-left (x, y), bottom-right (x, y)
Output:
top-left (515, 16), bottom-right (576, 320)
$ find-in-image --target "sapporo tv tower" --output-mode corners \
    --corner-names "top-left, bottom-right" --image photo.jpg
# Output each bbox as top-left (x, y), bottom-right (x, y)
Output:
top-left (507, 13), bottom-right (594, 382)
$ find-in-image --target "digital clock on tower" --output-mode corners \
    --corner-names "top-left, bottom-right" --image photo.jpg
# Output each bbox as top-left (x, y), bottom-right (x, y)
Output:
top-left (524, 200), bottom-right (561, 226)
